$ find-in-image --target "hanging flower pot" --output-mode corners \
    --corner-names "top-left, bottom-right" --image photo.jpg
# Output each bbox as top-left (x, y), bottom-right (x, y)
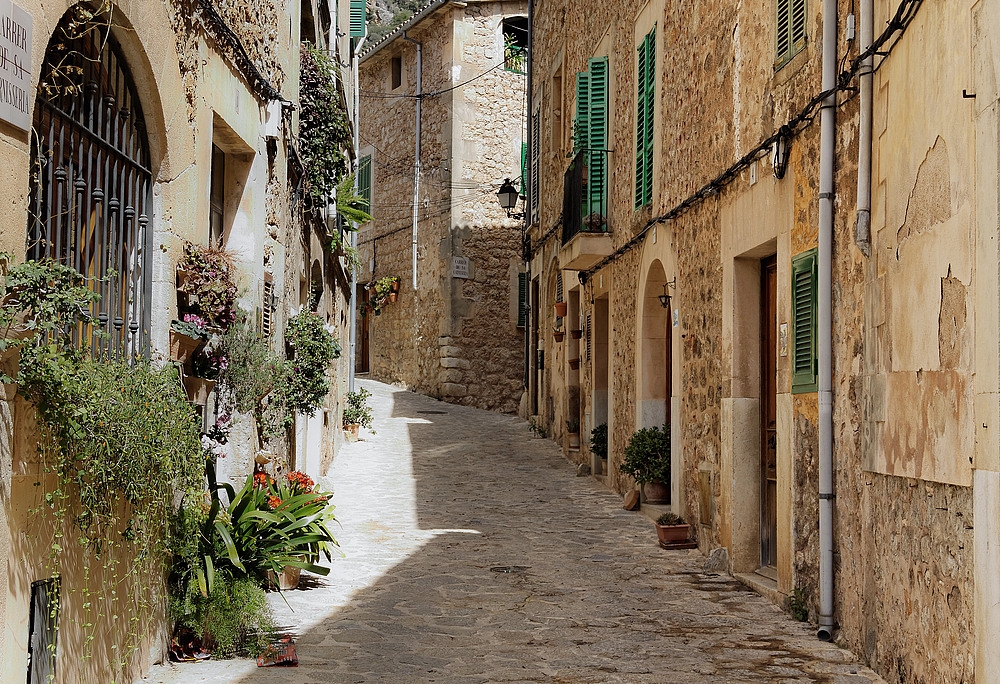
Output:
top-left (568, 358), bottom-right (581, 370)
top-left (554, 301), bottom-right (568, 317)
top-left (182, 374), bottom-right (216, 405)
top-left (553, 329), bottom-right (565, 342)
top-left (169, 328), bottom-right (206, 367)
top-left (388, 291), bottom-right (398, 303)
top-left (390, 278), bottom-right (401, 293)
top-left (570, 329), bottom-right (583, 339)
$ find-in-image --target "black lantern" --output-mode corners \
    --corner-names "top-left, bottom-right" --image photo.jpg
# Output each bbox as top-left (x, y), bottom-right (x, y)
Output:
top-left (497, 178), bottom-right (520, 217)
top-left (658, 284), bottom-right (670, 309)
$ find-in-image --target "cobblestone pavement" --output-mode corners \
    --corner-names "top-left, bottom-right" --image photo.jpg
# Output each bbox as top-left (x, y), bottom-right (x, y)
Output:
top-left (144, 380), bottom-right (885, 684)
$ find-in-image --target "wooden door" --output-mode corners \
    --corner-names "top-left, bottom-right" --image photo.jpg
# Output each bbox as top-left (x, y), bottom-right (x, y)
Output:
top-left (760, 256), bottom-right (778, 569)
top-left (356, 285), bottom-right (370, 373)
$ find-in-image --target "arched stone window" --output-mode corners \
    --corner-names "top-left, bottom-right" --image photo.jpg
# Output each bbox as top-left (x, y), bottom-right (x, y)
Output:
top-left (26, 8), bottom-right (153, 357)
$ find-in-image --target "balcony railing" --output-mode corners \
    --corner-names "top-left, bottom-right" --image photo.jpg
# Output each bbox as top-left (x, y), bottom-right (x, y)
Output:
top-left (562, 149), bottom-right (610, 245)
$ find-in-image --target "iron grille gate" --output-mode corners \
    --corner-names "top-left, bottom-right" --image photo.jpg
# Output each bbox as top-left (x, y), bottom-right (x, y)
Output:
top-left (27, 20), bottom-right (153, 357)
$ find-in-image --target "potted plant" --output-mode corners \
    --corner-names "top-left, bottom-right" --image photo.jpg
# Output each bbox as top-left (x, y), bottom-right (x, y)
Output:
top-left (554, 301), bottom-right (568, 317)
top-left (590, 423), bottom-right (608, 462)
top-left (175, 242), bottom-right (239, 331)
top-left (170, 316), bottom-right (210, 368)
top-left (553, 328), bottom-right (565, 342)
top-left (182, 374), bottom-right (216, 405)
top-left (343, 386), bottom-right (375, 440)
top-left (619, 425), bottom-right (671, 504)
top-left (570, 328), bottom-right (583, 339)
top-left (374, 275), bottom-right (400, 305)
top-left (566, 418), bottom-right (580, 449)
top-left (655, 512), bottom-right (690, 544)
top-left (568, 357), bottom-right (580, 370)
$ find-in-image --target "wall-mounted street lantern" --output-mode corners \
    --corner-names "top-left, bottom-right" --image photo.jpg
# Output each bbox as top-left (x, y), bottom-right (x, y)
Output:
top-left (497, 178), bottom-right (525, 219)
top-left (658, 277), bottom-right (676, 308)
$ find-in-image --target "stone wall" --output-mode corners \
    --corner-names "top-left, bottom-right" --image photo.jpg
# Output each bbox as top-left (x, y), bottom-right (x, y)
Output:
top-left (358, 0), bottom-right (526, 413)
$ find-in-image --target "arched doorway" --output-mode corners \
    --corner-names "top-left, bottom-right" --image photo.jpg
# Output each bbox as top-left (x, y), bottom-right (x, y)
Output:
top-left (639, 260), bottom-right (671, 429)
top-left (26, 8), bottom-right (154, 358)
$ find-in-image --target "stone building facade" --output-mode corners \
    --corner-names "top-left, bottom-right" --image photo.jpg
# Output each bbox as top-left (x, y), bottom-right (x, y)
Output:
top-left (0, 1), bottom-right (361, 681)
top-left (357, 0), bottom-right (527, 414)
top-left (528, 0), bottom-right (1000, 681)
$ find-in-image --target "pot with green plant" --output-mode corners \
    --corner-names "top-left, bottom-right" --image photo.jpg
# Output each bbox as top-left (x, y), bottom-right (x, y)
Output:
top-left (655, 512), bottom-right (690, 544)
top-left (176, 242), bottom-right (239, 331)
top-left (170, 315), bottom-right (210, 369)
top-left (590, 423), bottom-right (608, 462)
top-left (619, 424), bottom-right (671, 504)
top-left (374, 275), bottom-right (400, 305)
top-left (343, 386), bottom-right (375, 440)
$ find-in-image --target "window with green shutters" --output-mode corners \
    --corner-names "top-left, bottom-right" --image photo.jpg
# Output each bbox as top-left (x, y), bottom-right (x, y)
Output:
top-left (791, 248), bottom-right (818, 393)
top-left (520, 142), bottom-right (528, 195)
top-left (573, 56), bottom-right (609, 222)
top-left (776, 0), bottom-right (806, 67)
top-left (530, 107), bottom-right (541, 224)
top-left (517, 272), bottom-right (528, 328)
top-left (635, 27), bottom-right (655, 209)
top-left (358, 155), bottom-right (372, 209)
top-left (350, 0), bottom-right (367, 38)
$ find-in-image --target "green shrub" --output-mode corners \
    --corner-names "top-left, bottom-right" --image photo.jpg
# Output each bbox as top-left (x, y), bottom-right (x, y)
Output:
top-left (283, 310), bottom-right (341, 416)
top-left (173, 574), bottom-right (276, 659)
top-left (343, 387), bottom-right (375, 430)
top-left (590, 423), bottom-right (608, 459)
top-left (619, 425), bottom-right (670, 484)
top-left (656, 512), bottom-right (685, 526)
top-left (217, 310), bottom-right (285, 415)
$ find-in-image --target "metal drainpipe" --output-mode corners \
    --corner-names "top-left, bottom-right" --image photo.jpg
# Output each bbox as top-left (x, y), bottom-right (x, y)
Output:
top-left (855, 0), bottom-right (873, 257)
top-left (817, 0), bottom-right (838, 642)
top-left (403, 31), bottom-right (422, 292)
top-left (349, 27), bottom-right (366, 393)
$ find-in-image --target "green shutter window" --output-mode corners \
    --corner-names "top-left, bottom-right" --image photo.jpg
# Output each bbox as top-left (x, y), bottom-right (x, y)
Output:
top-left (776, 0), bottom-right (806, 66)
top-left (635, 27), bottom-right (655, 208)
top-left (530, 108), bottom-right (541, 223)
top-left (358, 155), bottom-right (372, 209)
top-left (517, 272), bottom-right (528, 328)
top-left (350, 0), bottom-right (367, 38)
top-left (587, 56), bottom-right (609, 222)
top-left (791, 248), bottom-right (818, 393)
top-left (574, 70), bottom-right (591, 154)
top-left (520, 141), bottom-right (528, 194)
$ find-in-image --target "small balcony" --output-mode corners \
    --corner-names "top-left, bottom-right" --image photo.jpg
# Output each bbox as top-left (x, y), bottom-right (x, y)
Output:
top-left (560, 149), bottom-right (614, 271)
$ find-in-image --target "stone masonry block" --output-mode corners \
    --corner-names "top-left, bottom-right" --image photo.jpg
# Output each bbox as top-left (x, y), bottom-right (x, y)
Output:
top-left (441, 382), bottom-right (468, 397)
top-left (441, 357), bottom-right (471, 369)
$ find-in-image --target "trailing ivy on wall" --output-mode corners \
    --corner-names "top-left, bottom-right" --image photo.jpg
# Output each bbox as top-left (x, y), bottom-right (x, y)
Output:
top-left (299, 43), bottom-right (352, 200)
top-left (0, 257), bottom-right (205, 676)
top-left (281, 310), bottom-right (341, 415)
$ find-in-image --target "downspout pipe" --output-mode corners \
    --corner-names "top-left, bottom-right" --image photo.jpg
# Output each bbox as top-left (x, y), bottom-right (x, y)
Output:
top-left (403, 31), bottom-right (422, 291)
top-left (855, 0), bottom-right (873, 257)
top-left (349, 29), bottom-right (367, 393)
top-left (817, 0), bottom-right (838, 642)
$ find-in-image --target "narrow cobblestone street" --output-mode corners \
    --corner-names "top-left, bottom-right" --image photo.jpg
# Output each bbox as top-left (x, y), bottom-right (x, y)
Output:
top-left (145, 380), bottom-right (885, 684)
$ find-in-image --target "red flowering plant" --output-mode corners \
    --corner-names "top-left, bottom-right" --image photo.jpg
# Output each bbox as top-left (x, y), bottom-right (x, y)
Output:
top-left (209, 471), bottom-right (338, 586)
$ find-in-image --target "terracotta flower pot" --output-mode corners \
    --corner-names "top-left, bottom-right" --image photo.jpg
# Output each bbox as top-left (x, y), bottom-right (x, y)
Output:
top-left (183, 374), bottom-right (216, 405)
top-left (570, 329), bottom-right (583, 339)
top-left (554, 301), bottom-right (568, 317)
top-left (390, 279), bottom-right (401, 293)
top-left (169, 329), bottom-right (206, 367)
top-left (655, 523), bottom-right (690, 544)
top-left (267, 566), bottom-right (301, 591)
top-left (568, 358), bottom-right (580, 370)
top-left (553, 330), bottom-right (565, 342)
top-left (388, 292), bottom-right (398, 303)
top-left (344, 423), bottom-right (361, 442)
top-left (643, 481), bottom-right (670, 505)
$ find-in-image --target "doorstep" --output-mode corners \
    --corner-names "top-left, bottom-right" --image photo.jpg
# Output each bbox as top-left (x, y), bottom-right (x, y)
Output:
top-left (638, 502), bottom-right (671, 523)
top-left (734, 571), bottom-right (784, 605)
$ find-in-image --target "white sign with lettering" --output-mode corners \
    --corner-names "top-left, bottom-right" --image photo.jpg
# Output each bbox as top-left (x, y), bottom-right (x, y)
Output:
top-left (0, 0), bottom-right (32, 132)
top-left (451, 256), bottom-right (469, 279)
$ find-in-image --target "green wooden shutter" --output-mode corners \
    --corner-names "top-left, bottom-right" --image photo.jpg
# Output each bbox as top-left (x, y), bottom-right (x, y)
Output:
top-left (358, 155), bottom-right (372, 208)
top-left (574, 70), bottom-right (590, 154)
top-left (776, 0), bottom-right (791, 61)
top-left (520, 141), bottom-right (528, 194)
top-left (635, 39), bottom-right (648, 208)
top-left (791, 248), bottom-right (818, 393)
top-left (790, 0), bottom-right (807, 49)
top-left (642, 28), bottom-right (656, 206)
top-left (517, 273), bottom-right (528, 327)
top-left (587, 57), bottom-right (608, 222)
top-left (350, 0), bottom-right (367, 38)
top-left (530, 108), bottom-right (541, 223)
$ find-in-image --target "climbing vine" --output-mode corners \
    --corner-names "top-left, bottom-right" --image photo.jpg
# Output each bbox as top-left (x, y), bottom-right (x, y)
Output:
top-left (299, 43), bottom-right (352, 200)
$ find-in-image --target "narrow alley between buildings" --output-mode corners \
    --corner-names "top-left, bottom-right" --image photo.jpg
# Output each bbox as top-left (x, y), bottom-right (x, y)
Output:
top-left (145, 380), bottom-right (884, 684)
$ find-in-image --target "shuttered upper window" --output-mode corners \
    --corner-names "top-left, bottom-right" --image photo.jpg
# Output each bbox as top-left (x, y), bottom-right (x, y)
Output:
top-left (776, 0), bottom-right (806, 67)
top-left (358, 155), bottom-right (372, 211)
top-left (574, 56), bottom-right (609, 223)
top-left (791, 248), bottom-right (817, 393)
top-left (530, 107), bottom-right (541, 224)
top-left (635, 27), bottom-right (655, 209)
top-left (350, 0), bottom-right (366, 38)
top-left (517, 272), bottom-right (528, 328)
